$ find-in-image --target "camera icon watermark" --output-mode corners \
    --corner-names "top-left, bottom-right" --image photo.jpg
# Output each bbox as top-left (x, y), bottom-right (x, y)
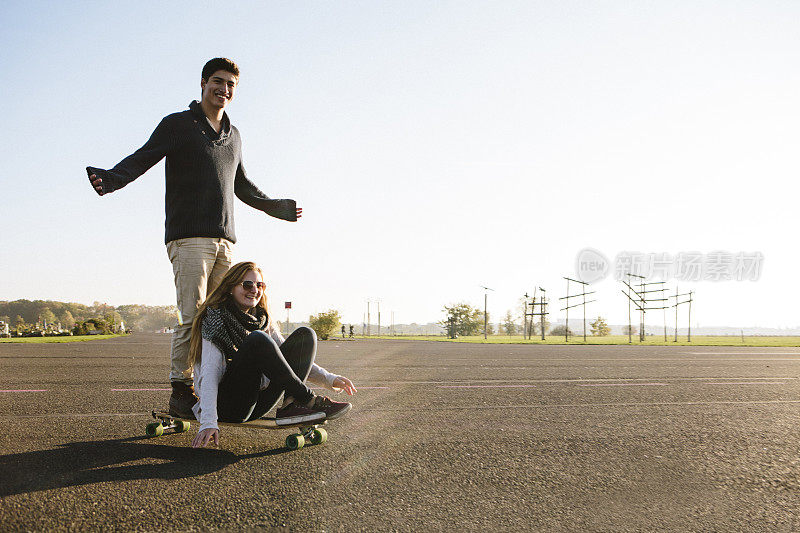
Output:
top-left (575, 249), bottom-right (763, 283)
top-left (575, 248), bottom-right (610, 284)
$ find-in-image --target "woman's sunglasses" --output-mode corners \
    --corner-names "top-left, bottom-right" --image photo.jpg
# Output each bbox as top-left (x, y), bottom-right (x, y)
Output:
top-left (240, 280), bottom-right (266, 292)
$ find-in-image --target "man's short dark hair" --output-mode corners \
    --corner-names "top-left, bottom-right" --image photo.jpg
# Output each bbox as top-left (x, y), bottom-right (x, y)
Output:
top-left (202, 58), bottom-right (240, 81)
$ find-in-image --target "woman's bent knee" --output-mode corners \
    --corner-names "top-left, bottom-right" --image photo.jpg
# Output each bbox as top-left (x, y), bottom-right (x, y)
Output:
top-left (243, 330), bottom-right (279, 351)
top-left (295, 326), bottom-right (317, 342)
top-left (244, 329), bottom-right (275, 345)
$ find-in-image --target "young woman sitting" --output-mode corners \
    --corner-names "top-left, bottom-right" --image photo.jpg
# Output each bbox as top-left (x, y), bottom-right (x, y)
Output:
top-left (187, 261), bottom-right (357, 448)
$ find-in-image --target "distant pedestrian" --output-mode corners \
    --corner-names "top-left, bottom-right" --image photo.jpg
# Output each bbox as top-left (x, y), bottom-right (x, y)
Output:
top-left (349, 325), bottom-right (354, 338)
top-left (341, 325), bottom-right (346, 338)
top-left (87, 58), bottom-right (302, 418)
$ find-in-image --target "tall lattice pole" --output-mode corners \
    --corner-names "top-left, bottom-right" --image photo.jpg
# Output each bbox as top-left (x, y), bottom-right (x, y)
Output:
top-left (565, 278), bottom-right (570, 342)
top-left (626, 274), bottom-right (645, 340)
top-left (674, 286), bottom-right (679, 342)
top-left (540, 289), bottom-right (547, 341)
top-left (670, 289), bottom-right (693, 342)
top-left (634, 277), bottom-right (667, 341)
top-left (526, 287), bottom-right (549, 341)
top-left (560, 277), bottom-right (594, 343)
top-left (621, 276), bottom-right (667, 343)
top-left (583, 287), bottom-right (587, 342)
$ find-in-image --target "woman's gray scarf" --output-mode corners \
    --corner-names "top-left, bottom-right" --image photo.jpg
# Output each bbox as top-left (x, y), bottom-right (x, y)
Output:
top-left (201, 299), bottom-right (268, 362)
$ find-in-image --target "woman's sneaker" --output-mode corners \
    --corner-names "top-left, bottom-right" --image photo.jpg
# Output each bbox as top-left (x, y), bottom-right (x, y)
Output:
top-left (308, 395), bottom-right (352, 420)
top-left (275, 403), bottom-right (326, 425)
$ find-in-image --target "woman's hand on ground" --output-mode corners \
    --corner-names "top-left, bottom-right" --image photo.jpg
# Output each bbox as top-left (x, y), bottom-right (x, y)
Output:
top-left (191, 428), bottom-right (219, 448)
top-left (332, 376), bottom-right (357, 395)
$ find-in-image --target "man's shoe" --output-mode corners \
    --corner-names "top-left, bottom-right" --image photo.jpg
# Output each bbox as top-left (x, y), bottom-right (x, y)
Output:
top-left (168, 382), bottom-right (197, 419)
top-left (308, 395), bottom-right (352, 420)
top-left (275, 403), bottom-right (326, 426)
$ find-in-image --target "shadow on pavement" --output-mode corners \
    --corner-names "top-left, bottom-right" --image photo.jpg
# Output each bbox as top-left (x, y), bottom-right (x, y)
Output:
top-left (0, 435), bottom-right (292, 497)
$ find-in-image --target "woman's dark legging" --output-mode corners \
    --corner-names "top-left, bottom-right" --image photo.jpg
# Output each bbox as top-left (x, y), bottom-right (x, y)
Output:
top-left (217, 326), bottom-right (317, 423)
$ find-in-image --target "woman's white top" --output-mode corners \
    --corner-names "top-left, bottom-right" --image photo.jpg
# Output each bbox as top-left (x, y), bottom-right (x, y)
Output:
top-left (192, 327), bottom-right (338, 432)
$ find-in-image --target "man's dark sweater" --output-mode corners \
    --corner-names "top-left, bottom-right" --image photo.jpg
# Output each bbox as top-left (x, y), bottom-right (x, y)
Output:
top-left (87, 101), bottom-right (296, 244)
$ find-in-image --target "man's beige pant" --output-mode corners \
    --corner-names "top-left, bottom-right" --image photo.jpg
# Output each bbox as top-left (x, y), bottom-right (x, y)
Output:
top-left (166, 237), bottom-right (233, 384)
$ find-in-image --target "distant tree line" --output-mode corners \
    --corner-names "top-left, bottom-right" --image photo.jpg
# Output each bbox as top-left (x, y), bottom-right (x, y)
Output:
top-left (0, 300), bottom-right (177, 335)
top-left (439, 301), bottom-right (613, 338)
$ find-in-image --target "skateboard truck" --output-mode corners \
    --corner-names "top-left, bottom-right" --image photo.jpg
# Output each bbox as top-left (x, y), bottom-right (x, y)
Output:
top-left (147, 410), bottom-right (328, 450)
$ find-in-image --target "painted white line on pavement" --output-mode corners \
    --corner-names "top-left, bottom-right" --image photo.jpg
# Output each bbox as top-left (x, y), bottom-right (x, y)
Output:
top-left (5, 399), bottom-right (800, 419)
top-left (370, 377), bottom-right (797, 385)
top-left (363, 399), bottom-right (800, 411)
top-left (668, 377), bottom-right (796, 381)
top-left (111, 388), bottom-right (171, 391)
top-left (579, 383), bottom-right (669, 387)
top-left (9, 378), bottom-right (793, 394)
top-left (0, 413), bottom-right (145, 419)
top-left (684, 352), bottom-right (800, 355)
top-left (438, 385), bottom-right (537, 389)
top-left (311, 386), bottom-right (389, 390)
top-left (702, 382), bottom-right (787, 385)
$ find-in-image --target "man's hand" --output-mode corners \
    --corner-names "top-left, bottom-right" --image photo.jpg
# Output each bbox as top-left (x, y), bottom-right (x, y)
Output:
top-left (252, 198), bottom-right (301, 221)
top-left (332, 376), bottom-right (357, 395)
top-left (89, 174), bottom-right (104, 195)
top-left (86, 167), bottom-right (106, 196)
top-left (191, 428), bottom-right (219, 448)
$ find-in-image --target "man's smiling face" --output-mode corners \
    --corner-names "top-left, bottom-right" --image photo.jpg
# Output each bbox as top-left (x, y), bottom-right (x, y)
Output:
top-left (201, 70), bottom-right (238, 110)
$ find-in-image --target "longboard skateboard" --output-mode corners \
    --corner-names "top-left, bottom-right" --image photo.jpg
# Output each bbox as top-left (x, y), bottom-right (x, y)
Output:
top-left (147, 410), bottom-right (328, 450)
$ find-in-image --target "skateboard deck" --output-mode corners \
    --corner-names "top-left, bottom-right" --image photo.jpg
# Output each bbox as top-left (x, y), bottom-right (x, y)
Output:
top-left (147, 410), bottom-right (328, 450)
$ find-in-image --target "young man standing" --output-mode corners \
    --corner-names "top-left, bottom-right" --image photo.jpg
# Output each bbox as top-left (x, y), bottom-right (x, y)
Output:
top-left (87, 58), bottom-right (302, 418)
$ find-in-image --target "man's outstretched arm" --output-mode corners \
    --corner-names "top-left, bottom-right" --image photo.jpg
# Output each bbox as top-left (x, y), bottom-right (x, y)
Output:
top-left (87, 118), bottom-right (174, 196)
top-left (234, 161), bottom-right (302, 221)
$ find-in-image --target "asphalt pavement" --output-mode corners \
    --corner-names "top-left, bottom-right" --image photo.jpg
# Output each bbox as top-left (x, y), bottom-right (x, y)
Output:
top-left (1, 334), bottom-right (799, 531)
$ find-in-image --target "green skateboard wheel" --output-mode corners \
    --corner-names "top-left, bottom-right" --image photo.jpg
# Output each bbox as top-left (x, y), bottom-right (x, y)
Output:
top-left (286, 433), bottom-right (305, 450)
top-left (309, 428), bottom-right (327, 445)
top-left (146, 422), bottom-right (164, 437)
top-left (175, 420), bottom-right (191, 433)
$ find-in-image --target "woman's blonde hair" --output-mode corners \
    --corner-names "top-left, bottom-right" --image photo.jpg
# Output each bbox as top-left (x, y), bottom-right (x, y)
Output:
top-left (187, 261), bottom-right (272, 368)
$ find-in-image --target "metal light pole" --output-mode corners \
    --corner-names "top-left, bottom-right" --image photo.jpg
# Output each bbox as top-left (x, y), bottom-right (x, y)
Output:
top-left (480, 286), bottom-right (494, 339)
top-left (565, 278), bottom-right (569, 342)
top-left (523, 293), bottom-right (529, 339)
top-left (627, 285), bottom-right (632, 343)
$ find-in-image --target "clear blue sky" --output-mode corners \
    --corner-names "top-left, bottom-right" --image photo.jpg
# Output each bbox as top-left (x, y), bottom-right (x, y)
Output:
top-left (1, 1), bottom-right (797, 328)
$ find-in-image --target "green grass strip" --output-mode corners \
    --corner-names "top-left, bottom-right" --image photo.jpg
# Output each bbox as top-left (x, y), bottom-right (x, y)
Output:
top-left (0, 334), bottom-right (128, 344)
top-left (345, 335), bottom-right (800, 347)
